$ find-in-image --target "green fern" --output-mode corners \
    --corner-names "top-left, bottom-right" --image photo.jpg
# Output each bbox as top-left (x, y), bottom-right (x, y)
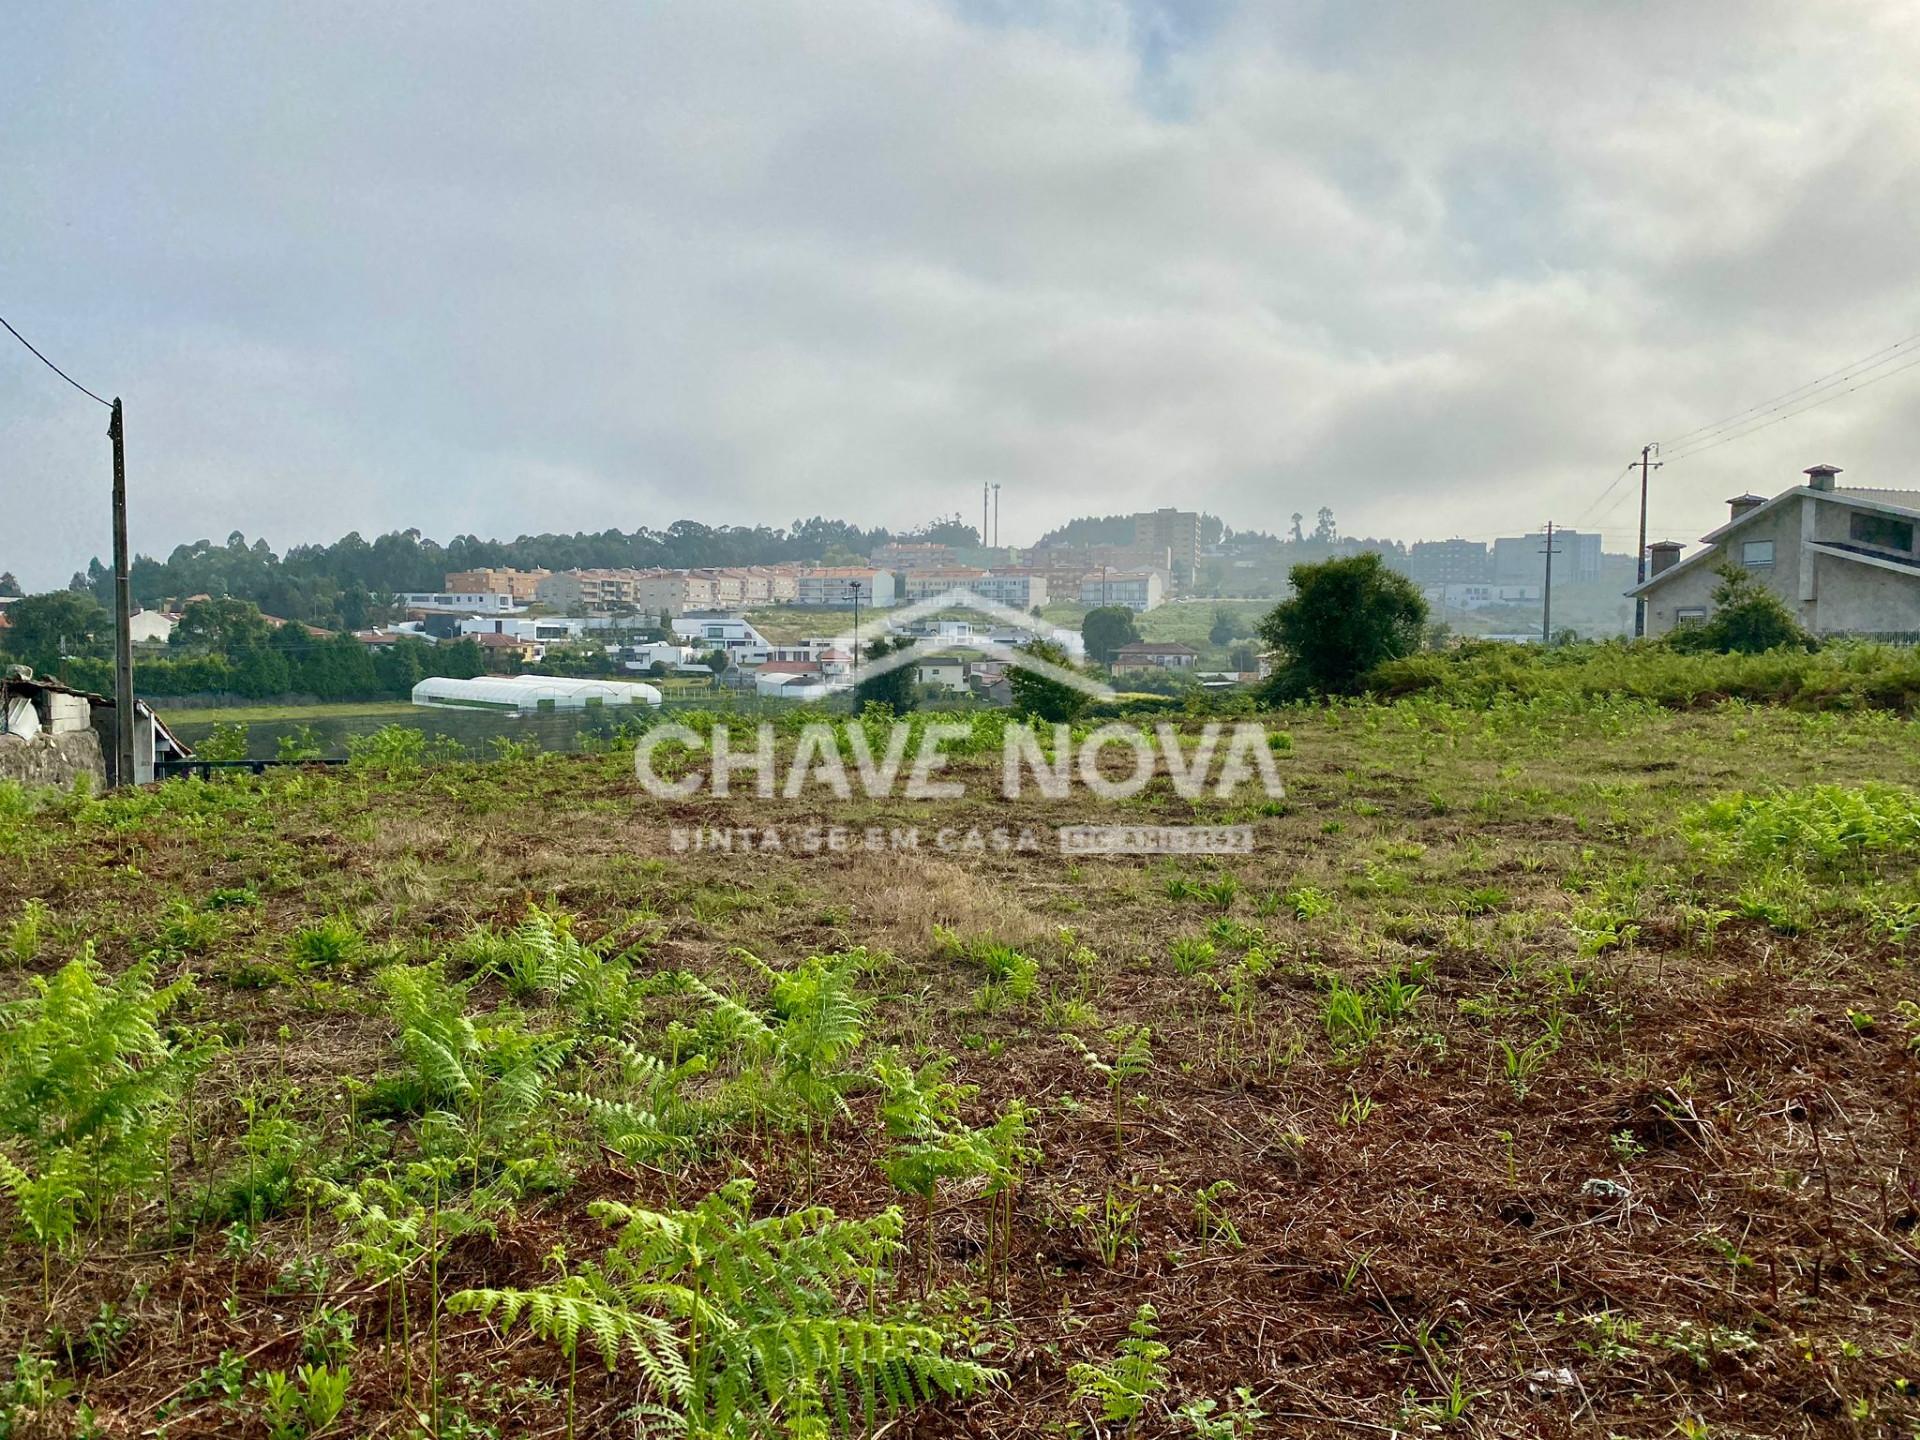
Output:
top-left (677, 950), bottom-right (874, 1132)
top-left (0, 948), bottom-right (211, 1253)
top-left (449, 1179), bottom-right (1001, 1438)
top-left (1068, 1303), bottom-right (1168, 1431)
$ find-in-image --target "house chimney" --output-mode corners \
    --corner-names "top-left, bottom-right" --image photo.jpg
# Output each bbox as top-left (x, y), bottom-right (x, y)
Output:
top-left (1726, 493), bottom-right (1766, 521)
top-left (1804, 463), bottom-right (1842, 492)
top-left (1648, 541), bottom-right (1683, 577)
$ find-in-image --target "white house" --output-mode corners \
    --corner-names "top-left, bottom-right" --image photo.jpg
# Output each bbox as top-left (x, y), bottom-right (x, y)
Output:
top-left (673, 614), bottom-right (771, 665)
top-left (1630, 464), bottom-right (1920, 637)
top-left (127, 609), bottom-right (179, 644)
top-left (400, 591), bottom-right (522, 615)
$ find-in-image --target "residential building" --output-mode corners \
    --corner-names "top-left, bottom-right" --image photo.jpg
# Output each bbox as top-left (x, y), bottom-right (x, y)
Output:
top-left (617, 640), bottom-right (697, 673)
top-left (1111, 641), bottom-right (1199, 673)
top-left (399, 591), bottom-right (522, 615)
top-left (1493, 531), bottom-right (1603, 585)
top-left (753, 565), bottom-right (802, 604)
top-left (127, 609), bottom-right (179, 644)
top-left (1421, 582), bottom-right (1542, 611)
top-left (900, 567), bottom-right (990, 602)
top-left (914, 654), bottom-right (973, 692)
top-left (470, 631), bottom-right (546, 666)
top-left (796, 567), bottom-right (896, 608)
top-left (1130, 509), bottom-right (1202, 582)
top-left (673, 614), bottom-right (772, 666)
top-left (1407, 539), bottom-right (1491, 586)
top-left (1078, 569), bottom-right (1166, 612)
top-left (873, 541), bottom-right (957, 571)
top-left (1629, 464), bottom-right (1920, 638)
top-left (444, 568), bottom-right (550, 601)
top-left (459, 616), bottom-right (591, 642)
top-left (971, 572), bottom-right (1048, 610)
top-left (536, 569), bottom-right (640, 611)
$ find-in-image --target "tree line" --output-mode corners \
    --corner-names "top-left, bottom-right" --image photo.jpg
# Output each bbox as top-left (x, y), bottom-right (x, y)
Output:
top-left (0, 591), bottom-right (487, 700)
top-left (47, 516), bottom-right (906, 629)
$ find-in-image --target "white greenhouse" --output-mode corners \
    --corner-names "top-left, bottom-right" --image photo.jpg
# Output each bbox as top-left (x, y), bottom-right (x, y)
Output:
top-left (411, 674), bottom-right (663, 712)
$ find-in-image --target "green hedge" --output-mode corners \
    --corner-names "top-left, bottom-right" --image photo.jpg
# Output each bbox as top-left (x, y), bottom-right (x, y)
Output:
top-left (1368, 639), bottom-right (1920, 713)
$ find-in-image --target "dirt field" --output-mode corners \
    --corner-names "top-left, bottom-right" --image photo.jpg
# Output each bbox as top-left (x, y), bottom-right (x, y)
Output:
top-left (3, 697), bottom-right (1919, 1438)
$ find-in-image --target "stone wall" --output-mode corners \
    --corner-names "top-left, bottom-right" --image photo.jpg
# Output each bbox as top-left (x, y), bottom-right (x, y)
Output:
top-left (0, 729), bottom-right (107, 792)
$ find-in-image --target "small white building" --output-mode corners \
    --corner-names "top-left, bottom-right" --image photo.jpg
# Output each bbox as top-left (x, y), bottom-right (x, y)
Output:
top-left (673, 614), bottom-right (772, 665)
top-left (459, 615), bottom-right (591, 642)
top-left (400, 591), bottom-right (523, 615)
top-left (411, 674), bottom-right (662, 711)
top-left (619, 640), bottom-right (696, 673)
top-left (127, 609), bottom-right (179, 644)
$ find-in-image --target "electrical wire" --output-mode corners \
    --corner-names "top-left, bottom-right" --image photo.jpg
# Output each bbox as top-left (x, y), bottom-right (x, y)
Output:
top-left (1658, 330), bottom-right (1920, 451)
top-left (0, 313), bottom-right (113, 409)
top-left (1570, 463), bottom-right (1640, 527)
top-left (1663, 349), bottom-right (1920, 465)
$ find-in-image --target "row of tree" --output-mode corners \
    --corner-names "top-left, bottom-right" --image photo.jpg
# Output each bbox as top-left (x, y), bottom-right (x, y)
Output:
top-left (0, 590), bottom-right (489, 700)
top-left (42, 515), bottom-right (955, 629)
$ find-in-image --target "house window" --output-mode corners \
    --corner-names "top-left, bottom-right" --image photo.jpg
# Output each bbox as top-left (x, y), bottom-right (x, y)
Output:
top-left (1741, 540), bottom-right (1775, 568)
top-left (1850, 512), bottom-right (1915, 552)
top-left (1674, 607), bottom-right (1708, 627)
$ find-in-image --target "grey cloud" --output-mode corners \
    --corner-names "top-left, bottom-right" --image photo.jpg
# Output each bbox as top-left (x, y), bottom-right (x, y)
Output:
top-left (4, 0), bottom-right (1919, 589)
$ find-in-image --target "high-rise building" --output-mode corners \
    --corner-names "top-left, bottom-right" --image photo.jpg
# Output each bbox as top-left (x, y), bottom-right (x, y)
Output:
top-left (1130, 509), bottom-right (1201, 582)
top-left (1492, 531), bottom-right (1603, 585)
top-left (1407, 539), bottom-right (1491, 586)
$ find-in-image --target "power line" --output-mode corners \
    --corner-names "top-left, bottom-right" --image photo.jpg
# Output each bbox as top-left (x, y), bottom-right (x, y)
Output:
top-left (1664, 349), bottom-right (1920, 464)
top-left (1570, 463), bottom-right (1639, 527)
top-left (1658, 329), bottom-right (1920, 451)
top-left (0, 313), bottom-right (113, 408)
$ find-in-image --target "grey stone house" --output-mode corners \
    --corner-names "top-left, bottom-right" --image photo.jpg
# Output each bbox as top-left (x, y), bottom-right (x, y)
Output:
top-left (1629, 465), bottom-right (1920, 638)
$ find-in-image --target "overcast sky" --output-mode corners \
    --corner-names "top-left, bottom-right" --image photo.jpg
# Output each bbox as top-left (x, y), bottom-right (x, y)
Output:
top-left (5, 0), bottom-right (1919, 591)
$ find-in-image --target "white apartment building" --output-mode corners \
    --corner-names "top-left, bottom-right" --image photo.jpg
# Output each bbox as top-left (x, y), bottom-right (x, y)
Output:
top-left (797, 568), bottom-right (896, 607)
top-left (1077, 570), bottom-right (1166, 612)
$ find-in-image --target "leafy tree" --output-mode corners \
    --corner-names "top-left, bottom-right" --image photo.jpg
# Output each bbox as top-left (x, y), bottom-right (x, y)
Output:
top-left (1312, 507), bottom-right (1337, 545)
top-left (1008, 639), bottom-right (1091, 722)
top-left (0, 591), bottom-right (110, 668)
top-left (0, 572), bottom-right (19, 594)
top-left (1258, 552), bottom-right (1426, 698)
top-left (174, 596), bottom-right (274, 653)
top-left (705, 649), bottom-right (730, 675)
top-left (1208, 608), bottom-right (1239, 647)
top-left (1228, 642), bottom-right (1260, 673)
top-left (1081, 607), bottom-right (1141, 665)
top-left (1668, 563), bottom-right (1815, 655)
top-left (853, 636), bottom-right (915, 714)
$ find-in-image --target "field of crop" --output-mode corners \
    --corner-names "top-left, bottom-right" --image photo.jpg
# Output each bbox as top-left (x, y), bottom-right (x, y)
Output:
top-left (4, 696), bottom-right (1920, 1437)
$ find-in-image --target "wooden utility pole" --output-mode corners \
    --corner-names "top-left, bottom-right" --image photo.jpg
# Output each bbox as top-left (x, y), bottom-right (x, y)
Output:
top-left (109, 398), bottom-right (136, 785)
top-left (1540, 520), bottom-right (1561, 645)
top-left (1633, 444), bottom-right (1660, 638)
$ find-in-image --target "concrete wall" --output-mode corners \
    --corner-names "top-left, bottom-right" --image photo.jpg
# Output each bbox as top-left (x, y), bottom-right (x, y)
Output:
top-left (0, 728), bottom-right (106, 791)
